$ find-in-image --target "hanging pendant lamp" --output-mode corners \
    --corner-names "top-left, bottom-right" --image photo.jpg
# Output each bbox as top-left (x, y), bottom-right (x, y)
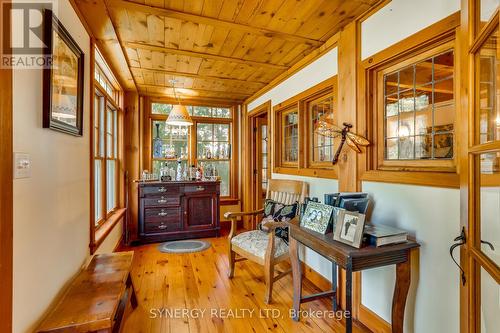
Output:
top-left (166, 79), bottom-right (193, 126)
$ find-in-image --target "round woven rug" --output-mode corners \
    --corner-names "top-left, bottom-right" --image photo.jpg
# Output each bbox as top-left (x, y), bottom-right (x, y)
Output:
top-left (158, 240), bottom-right (211, 254)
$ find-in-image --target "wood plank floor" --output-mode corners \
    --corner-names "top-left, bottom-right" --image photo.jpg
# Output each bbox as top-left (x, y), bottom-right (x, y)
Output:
top-left (120, 235), bottom-right (370, 333)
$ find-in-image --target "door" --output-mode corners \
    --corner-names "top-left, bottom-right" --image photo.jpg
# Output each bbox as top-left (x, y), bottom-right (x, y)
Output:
top-left (254, 116), bottom-right (270, 210)
top-left (459, 3), bottom-right (500, 332)
top-left (184, 194), bottom-right (216, 229)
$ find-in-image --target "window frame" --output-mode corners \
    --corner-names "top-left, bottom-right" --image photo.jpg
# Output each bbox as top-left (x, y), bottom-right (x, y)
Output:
top-left (90, 45), bottom-right (125, 254)
top-left (276, 104), bottom-right (300, 168)
top-left (304, 81), bottom-right (338, 171)
top-left (273, 76), bottom-right (338, 178)
top-left (360, 20), bottom-right (462, 188)
top-left (93, 84), bottom-right (122, 226)
top-left (144, 97), bottom-right (238, 200)
top-left (375, 40), bottom-right (457, 173)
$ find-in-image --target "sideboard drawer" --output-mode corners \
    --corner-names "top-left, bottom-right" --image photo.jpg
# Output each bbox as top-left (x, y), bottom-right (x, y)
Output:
top-left (144, 220), bottom-right (182, 234)
top-left (144, 207), bottom-right (181, 224)
top-left (184, 184), bottom-right (216, 193)
top-left (141, 185), bottom-right (180, 197)
top-left (143, 195), bottom-right (180, 207)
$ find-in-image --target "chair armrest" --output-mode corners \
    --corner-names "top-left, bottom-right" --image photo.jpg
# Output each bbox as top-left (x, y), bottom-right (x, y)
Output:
top-left (261, 220), bottom-right (288, 232)
top-left (226, 208), bottom-right (264, 240)
top-left (224, 208), bottom-right (264, 219)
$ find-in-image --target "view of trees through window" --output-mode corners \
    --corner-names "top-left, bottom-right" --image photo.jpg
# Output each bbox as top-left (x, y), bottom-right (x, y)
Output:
top-left (151, 103), bottom-right (232, 196)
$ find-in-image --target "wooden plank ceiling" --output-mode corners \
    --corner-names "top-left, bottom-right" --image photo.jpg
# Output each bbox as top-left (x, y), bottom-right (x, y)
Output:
top-left (75, 0), bottom-right (381, 103)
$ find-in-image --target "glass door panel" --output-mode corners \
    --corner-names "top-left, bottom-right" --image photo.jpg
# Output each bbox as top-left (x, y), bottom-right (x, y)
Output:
top-left (479, 151), bottom-right (500, 266)
top-left (480, 267), bottom-right (500, 332)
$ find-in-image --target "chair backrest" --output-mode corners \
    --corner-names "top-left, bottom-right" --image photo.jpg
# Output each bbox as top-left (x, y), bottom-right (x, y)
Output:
top-left (265, 179), bottom-right (308, 205)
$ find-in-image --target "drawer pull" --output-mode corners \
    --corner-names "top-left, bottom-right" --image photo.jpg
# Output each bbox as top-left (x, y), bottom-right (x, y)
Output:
top-left (158, 210), bottom-right (168, 217)
top-left (158, 224), bottom-right (167, 230)
top-left (157, 197), bottom-right (167, 204)
top-left (157, 187), bottom-right (167, 193)
top-left (196, 186), bottom-right (205, 191)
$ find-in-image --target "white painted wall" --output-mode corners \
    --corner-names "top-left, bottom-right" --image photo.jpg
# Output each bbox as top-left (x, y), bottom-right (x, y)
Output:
top-left (361, 0), bottom-right (460, 59)
top-left (361, 182), bottom-right (460, 332)
top-left (12, 1), bottom-right (122, 332)
top-left (248, 47), bottom-right (338, 111)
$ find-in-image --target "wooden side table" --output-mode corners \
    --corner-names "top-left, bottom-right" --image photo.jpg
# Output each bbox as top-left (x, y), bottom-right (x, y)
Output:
top-left (287, 218), bottom-right (420, 333)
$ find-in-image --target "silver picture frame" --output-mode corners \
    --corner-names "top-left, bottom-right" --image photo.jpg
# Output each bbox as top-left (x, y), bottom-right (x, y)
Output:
top-left (333, 210), bottom-right (366, 248)
top-left (300, 202), bottom-right (333, 234)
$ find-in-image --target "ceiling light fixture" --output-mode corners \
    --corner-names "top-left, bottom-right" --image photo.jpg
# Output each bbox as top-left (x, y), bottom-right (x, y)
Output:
top-left (166, 79), bottom-right (193, 126)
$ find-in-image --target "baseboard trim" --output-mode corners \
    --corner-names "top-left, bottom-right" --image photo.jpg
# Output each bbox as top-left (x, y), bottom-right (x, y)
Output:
top-left (358, 304), bottom-right (391, 333)
top-left (302, 262), bottom-right (391, 333)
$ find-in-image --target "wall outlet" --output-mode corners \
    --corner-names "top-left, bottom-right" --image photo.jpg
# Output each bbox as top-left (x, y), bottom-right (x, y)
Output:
top-left (14, 152), bottom-right (31, 179)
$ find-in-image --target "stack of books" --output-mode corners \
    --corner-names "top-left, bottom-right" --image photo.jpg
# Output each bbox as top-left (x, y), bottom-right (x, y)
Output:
top-left (363, 224), bottom-right (408, 247)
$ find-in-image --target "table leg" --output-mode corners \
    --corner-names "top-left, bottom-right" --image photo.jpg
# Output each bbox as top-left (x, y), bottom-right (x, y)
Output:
top-left (332, 262), bottom-right (338, 311)
top-left (391, 257), bottom-right (411, 333)
top-left (289, 236), bottom-right (302, 321)
top-left (345, 268), bottom-right (352, 333)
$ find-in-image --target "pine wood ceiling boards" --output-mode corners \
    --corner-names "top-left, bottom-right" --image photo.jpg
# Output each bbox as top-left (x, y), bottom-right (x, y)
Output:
top-left (75, 0), bottom-right (382, 102)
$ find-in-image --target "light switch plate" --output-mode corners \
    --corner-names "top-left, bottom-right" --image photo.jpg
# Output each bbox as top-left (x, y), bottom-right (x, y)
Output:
top-left (14, 152), bottom-right (31, 179)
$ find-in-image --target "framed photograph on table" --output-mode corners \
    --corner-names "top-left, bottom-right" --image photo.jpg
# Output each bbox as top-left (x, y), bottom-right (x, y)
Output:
top-left (300, 202), bottom-right (333, 234)
top-left (333, 210), bottom-right (366, 248)
top-left (43, 9), bottom-right (84, 136)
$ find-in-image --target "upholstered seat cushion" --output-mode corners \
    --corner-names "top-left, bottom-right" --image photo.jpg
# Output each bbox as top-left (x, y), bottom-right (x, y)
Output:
top-left (231, 230), bottom-right (288, 259)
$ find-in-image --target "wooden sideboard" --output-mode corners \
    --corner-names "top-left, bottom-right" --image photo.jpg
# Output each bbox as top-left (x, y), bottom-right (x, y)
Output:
top-left (131, 180), bottom-right (220, 244)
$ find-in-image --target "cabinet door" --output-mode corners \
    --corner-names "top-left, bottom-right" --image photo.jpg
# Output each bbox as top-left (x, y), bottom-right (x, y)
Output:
top-left (184, 194), bottom-right (215, 229)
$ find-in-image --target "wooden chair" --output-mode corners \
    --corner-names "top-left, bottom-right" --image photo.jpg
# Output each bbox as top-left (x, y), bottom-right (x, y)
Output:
top-left (225, 179), bottom-right (308, 304)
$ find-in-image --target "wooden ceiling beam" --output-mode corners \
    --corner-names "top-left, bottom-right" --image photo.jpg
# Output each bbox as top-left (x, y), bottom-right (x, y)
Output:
top-left (124, 41), bottom-right (288, 70)
top-left (139, 84), bottom-right (252, 97)
top-left (130, 66), bottom-right (267, 87)
top-left (138, 91), bottom-right (244, 104)
top-left (106, 0), bottom-right (323, 47)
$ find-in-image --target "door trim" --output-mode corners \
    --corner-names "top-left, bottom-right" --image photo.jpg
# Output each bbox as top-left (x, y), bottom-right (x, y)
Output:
top-left (0, 59), bottom-right (13, 332)
top-left (242, 100), bottom-right (271, 229)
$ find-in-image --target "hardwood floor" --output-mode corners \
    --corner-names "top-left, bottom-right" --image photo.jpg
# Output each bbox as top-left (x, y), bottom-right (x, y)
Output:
top-left (120, 235), bottom-right (370, 333)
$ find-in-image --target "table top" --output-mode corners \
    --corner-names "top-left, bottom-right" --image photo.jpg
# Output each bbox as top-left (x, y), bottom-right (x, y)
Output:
top-left (287, 218), bottom-right (420, 271)
top-left (37, 251), bottom-right (134, 332)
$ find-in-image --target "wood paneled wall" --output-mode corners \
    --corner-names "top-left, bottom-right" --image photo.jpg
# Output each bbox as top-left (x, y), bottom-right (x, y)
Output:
top-left (123, 92), bottom-right (141, 244)
top-left (0, 65), bottom-right (13, 332)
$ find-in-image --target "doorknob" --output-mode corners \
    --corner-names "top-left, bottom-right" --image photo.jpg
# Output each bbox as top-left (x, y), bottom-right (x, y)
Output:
top-left (450, 227), bottom-right (466, 286)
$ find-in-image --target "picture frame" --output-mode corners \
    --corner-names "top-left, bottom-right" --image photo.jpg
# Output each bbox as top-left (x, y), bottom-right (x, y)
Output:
top-left (300, 202), bottom-right (333, 234)
top-left (43, 9), bottom-right (84, 136)
top-left (333, 210), bottom-right (366, 248)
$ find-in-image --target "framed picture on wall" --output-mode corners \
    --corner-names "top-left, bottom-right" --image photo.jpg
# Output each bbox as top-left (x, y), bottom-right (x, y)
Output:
top-left (42, 9), bottom-right (84, 136)
top-left (333, 210), bottom-right (366, 248)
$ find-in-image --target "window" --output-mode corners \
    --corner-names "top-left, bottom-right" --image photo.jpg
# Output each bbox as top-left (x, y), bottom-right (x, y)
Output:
top-left (373, 41), bottom-right (456, 172)
top-left (94, 91), bottom-right (120, 227)
top-left (92, 46), bottom-right (123, 239)
top-left (197, 123), bottom-right (231, 196)
top-left (309, 94), bottom-right (335, 166)
top-left (273, 77), bottom-right (337, 177)
top-left (383, 49), bottom-right (455, 161)
top-left (151, 118), bottom-right (189, 174)
top-left (148, 101), bottom-right (235, 197)
top-left (279, 107), bottom-right (299, 166)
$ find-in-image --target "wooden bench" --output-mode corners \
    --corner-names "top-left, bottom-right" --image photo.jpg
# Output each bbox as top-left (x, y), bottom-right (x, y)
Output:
top-left (37, 251), bottom-right (137, 333)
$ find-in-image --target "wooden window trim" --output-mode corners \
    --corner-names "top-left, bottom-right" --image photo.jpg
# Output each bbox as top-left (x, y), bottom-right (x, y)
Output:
top-left (143, 97), bottom-right (239, 199)
top-left (361, 13), bottom-right (461, 188)
top-left (90, 42), bottom-right (124, 254)
top-left (277, 105), bottom-right (300, 168)
top-left (273, 76), bottom-right (339, 179)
